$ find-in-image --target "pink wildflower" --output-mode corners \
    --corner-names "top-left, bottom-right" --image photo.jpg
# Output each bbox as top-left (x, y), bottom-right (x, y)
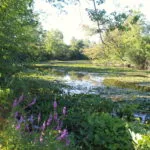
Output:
top-left (53, 100), bottom-right (57, 110)
top-left (28, 98), bottom-right (36, 107)
top-left (63, 107), bottom-right (67, 116)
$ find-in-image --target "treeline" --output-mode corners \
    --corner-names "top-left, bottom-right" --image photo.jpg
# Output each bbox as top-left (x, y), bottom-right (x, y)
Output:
top-left (83, 13), bottom-right (150, 70)
top-left (42, 30), bottom-right (90, 61)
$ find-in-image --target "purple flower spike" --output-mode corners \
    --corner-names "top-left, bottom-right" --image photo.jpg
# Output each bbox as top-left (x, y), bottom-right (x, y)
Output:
top-left (53, 100), bottom-right (57, 110)
top-left (53, 113), bottom-right (58, 121)
top-left (41, 121), bottom-right (46, 131)
top-left (13, 94), bottom-right (24, 107)
top-left (16, 123), bottom-right (21, 130)
top-left (46, 114), bottom-right (53, 126)
top-left (56, 120), bottom-right (63, 130)
top-left (57, 129), bottom-right (68, 140)
top-left (28, 98), bottom-right (36, 107)
top-left (13, 99), bottom-right (18, 107)
top-left (19, 115), bottom-right (24, 123)
top-left (40, 134), bottom-right (43, 142)
top-left (28, 115), bottom-right (34, 123)
top-left (18, 94), bottom-right (24, 104)
top-left (63, 107), bottom-right (67, 116)
top-left (66, 139), bottom-right (70, 146)
top-left (38, 113), bottom-right (41, 124)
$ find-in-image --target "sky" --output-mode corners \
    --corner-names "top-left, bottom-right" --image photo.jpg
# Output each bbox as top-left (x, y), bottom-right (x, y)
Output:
top-left (34, 0), bottom-right (150, 44)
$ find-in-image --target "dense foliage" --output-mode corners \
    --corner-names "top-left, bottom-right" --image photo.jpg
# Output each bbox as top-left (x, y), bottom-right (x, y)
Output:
top-left (84, 13), bottom-right (150, 69)
top-left (0, 0), bottom-right (44, 86)
top-left (43, 30), bottom-right (89, 60)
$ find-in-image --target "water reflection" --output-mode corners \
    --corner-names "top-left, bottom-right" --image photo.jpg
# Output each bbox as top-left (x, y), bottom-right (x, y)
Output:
top-left (47, 68), bottom-right (150, 102)
top-left (62, 72), bottom-right (105, 94)
top-left (134, 113), bottom-right (150, 123)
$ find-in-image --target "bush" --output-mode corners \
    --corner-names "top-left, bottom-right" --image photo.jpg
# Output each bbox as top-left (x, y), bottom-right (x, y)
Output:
top-left (79, 113), bottom-right (134, 150)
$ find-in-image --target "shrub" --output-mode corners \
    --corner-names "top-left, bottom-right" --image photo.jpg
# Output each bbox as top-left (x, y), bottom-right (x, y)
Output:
top-left (83, 113), bottom-right (134, 150)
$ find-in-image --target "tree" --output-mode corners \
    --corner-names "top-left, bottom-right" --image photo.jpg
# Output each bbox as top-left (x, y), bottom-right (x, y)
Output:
top-left (0, 0), bottom-right (43, 62)
top-left (44, 29), bottom-right (65, 59)
top-left (83, 13), bottom-right (150, 69)
top-left (69, 37), bottom-right (88, 60)
top-left (0, 0), bottom-right (42, 83)
top-left (126, 35), bottom-right (150, 69)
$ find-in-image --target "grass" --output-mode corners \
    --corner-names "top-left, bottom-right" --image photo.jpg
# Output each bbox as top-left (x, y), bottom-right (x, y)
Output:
top-left (33, 60), bottom-right (136, 75)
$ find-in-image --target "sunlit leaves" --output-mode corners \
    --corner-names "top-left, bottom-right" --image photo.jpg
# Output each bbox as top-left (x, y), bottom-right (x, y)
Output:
top-left (0, 0), bottom-right (42, 64)
top-left (96, 0), bottom-right (105, 5)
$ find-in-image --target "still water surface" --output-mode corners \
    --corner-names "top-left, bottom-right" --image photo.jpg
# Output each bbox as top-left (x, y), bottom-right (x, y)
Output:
top-left (49, 69), bottom-right (150, 122)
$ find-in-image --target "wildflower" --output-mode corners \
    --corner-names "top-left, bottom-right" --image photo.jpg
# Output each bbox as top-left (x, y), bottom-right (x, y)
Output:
top-left (16, 123), bottom-right (21, 130)
top-left (28, 115), bottom-right (34, 123)
top-left (28, 98), bottom-right (36, 107)
top-left (38, 113), bottom-right (41, 124)
top-left (46, 114), bottom-right (52, 126)
top-left (53, 112), bottom-right (58, 121)
top-left (57, 129), bottom-right (70, 146)
top-left (18, 94), bottom-right (24, 104)
top-left (13, 94), bottom-right (24, 107)
top-left (41, 121), bottom-right (46, 131)
top-left (19, 115), bottom-right (24, 123)
top-left (66, 139), bottom-right (70, 146)
top-left (63, 107), bottom-right (66, 116)
top-left (13, 99), bottom-right (18, 107)
top-left (53, 100), bottom-right (57, 110)
top-left (57, 129), bottom-right (68, 140)
top-left (40, 134), bottom-right (43, 142)
top-left (56, 119), bottom-right (63, 130)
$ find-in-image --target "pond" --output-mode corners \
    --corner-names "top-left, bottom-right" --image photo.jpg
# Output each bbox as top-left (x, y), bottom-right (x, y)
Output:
top-left (47, 68), bottom-right (106, 94)
top-left (62, 71), bottom-right (105, 94)
top-left (48, 69), bottom-right (150, 121)
top-left (49, 69), bottom-right (150, 101)
top-left (47, 68), bottom-right (149, 97)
